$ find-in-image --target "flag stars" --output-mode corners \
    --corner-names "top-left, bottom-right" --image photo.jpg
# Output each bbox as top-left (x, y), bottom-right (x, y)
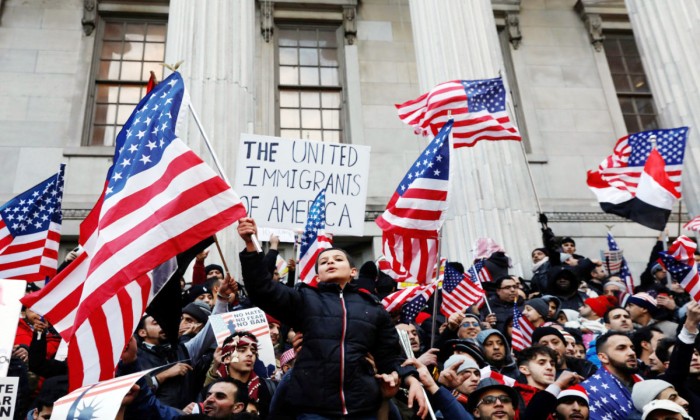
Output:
top-left (128, 144), bottom-right (139, 153)
top-left (146, 140), bottom-right (157, 150)
top-left (112, 172), bottom-right (123, 181)
top-left (136, 130), bottom-right (146, 139)
top-left (139, 155), bottom-right (152, 165)
top-left (120, 158), bottom-right (131, 168)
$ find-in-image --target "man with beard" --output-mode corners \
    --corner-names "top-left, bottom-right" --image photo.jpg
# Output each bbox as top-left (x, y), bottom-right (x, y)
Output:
top-left (477, 329), bottom-right (519, 379)
top-left (582, 332), bottom-right (642, 419)
top-left (396, 322), bottom-right (439, 367)
top-left (182, 378), bottom-right (248, 418)
top-left (480, 276), bottom-right (523, 332)
top-left (556, 385), bottom-right (590, 420)
top-left (533, 327), bottom-right (597, 379)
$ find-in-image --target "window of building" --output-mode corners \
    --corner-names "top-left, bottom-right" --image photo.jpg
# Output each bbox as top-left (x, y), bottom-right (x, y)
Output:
top-left (87, 19), bottom-right (167, 146)
top-left (603, 33), bottom-right (658, 133)
top-left (277, 26), bottom-right (343, 143)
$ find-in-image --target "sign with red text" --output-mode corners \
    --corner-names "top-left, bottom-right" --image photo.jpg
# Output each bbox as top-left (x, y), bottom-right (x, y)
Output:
top-left (234, 134), bottom-right (370, 236)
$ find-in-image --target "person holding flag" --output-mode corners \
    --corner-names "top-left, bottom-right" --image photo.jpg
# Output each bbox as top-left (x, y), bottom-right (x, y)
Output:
top-left (236, 217), bottom-right (428, 418)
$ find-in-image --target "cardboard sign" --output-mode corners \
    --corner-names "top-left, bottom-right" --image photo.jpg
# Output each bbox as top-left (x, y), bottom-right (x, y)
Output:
top-left (0, 280), bottom-right (26, 377)
top-left (234, 134), bottom-right (371, 236)
top-left (51, 368), bottom-right (157, 420)
top-left (0, 377), bottom-right (18, 418)
top-left (209, 308), bottom-right (275, 368)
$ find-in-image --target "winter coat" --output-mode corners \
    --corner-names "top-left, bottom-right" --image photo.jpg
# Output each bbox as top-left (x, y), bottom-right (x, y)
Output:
top-left (240, 250), bottom-right (412, 417)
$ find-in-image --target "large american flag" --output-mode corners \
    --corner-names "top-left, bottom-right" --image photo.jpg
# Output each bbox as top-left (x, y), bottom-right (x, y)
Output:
top-left (511, 303), bottom-right (534, 352)
top-left (395, 78), bottom-right (520, 148)
top-left (592, 128), bottom-right (688, 196)
top-left (24, 72), bottom-right (247, 390)
top-left (582, 368), bottom-right (639, 420)
top-left (298, 188), bottom-right (332, 285)
top-left (659, 236), bottom-right (700, 304)
top-left (683, 215), bottom-right (700, 232)
top-left (376, 120), bottom-right (452, 284)
top-left (0, 165), bottom-right (65, 281)
top-left (440, 261), bottom-right (485, 316)
top-left (607, 232), bottom-right (634, 294)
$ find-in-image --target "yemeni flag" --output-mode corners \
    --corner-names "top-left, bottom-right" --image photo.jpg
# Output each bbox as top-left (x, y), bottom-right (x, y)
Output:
top-left (587, 128), bottom-right (688, 231)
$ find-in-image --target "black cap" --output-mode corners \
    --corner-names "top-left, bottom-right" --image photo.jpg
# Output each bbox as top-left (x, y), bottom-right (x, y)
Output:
top-left (440, 339), bottom-right (486, 368)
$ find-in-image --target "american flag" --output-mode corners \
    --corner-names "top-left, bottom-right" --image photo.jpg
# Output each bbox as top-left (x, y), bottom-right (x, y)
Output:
top-left (582, 368), bottom-right (638, 420)
top-left (469, 259), bottom-right (493, 283)
top-left (0, 165), bottom-right (65, 281)
top-left (400, 282), bottom-right (438, 324)
top-left (298, 188), bottom-right (332, 285)
top-left (440, 261), bottom-right (485, 316)
top-left (607, 232), bottom-right (634, 294)
top-left (511, 303), bottom-right (534, 352)
top-left (659, 236), bottom-right (700, 304)
top-left (382, 282), bottom-right (437, 315)
top-left (376, 255), bottom-right (409, 283)
top-left (376, 120), bottom-right (452, 284)
top-left (25, 72), bottom-right (247, 390)
top-left (683, 215), bottom-right (700, 232)
top-left (593, 128), bottom-right (687, 196)
top-left (395, 78), bottom-right (520, 148)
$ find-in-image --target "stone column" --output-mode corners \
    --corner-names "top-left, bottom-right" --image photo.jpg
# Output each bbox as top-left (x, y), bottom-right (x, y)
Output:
top-left (408, 0), bottom-right (540, 273)
top-left (165, 0), bottom-right (256, 268)
top-left (625, 0), bottom-right (700, 219)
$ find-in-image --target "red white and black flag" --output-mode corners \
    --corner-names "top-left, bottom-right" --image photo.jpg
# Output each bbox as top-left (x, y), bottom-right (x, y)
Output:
top-left (587, 128), bottom-right (688, 231)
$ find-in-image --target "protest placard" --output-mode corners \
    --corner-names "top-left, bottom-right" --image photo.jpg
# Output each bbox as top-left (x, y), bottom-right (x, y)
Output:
top-left (0, 280), bottom-right (26, 377)
top-left (209, 308), bottom-right (275, 369)
top-left (0, 377), bottom-right (18, 418)
top-left (234, 134), bottom-right (371, 236)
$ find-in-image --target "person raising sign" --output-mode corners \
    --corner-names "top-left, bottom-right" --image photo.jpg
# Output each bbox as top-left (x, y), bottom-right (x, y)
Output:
top-left (236, 217), bottom-right (427, 419)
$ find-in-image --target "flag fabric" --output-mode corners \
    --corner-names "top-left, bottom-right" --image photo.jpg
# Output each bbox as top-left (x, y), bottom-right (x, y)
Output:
top-left (511, 303), bottom-right (534, 352)
top-left (659, 236), bottom-right (700, 304)
top-left (607, 232), bottom-right (634, 294)
top-left (376, 255), bottom-right (410, 283)
top-left (468, 259), bottom-right (493, 284)
top-left (29, 72), bottom-right (247, 390)
top-left (400, 282), bottom-right (438, 324)
top-left (376, 120), bottom-right (452, 284)
top-left (298, 188), bottom-right (332, 285)
top-left (587, 128), bottom-right (688, 231)
top-left (683, 215), bottom-right (700, 232)
top-left (440, 261), bottom-right (485, 316)
top-left (382, 283), bottom-right (436, 314)
top-left (146, 71), bottom-right (158, 94)
top-left (395, 78), bottom-right (520, 148)
top-left (582, 368), bottom-right (640, 420)
top-left (0, 165), bottom-right (65, 282)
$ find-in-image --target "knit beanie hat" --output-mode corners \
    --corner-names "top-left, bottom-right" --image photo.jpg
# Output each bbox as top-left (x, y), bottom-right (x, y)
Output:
top-left (181, 301), bottom-right (212, 323)
top-left (182, 284), bottom-right (212, 305)
top-left (280, 348), bottom-right (296, 367)
top-left (265, 313), bottom-right (281, 326)
top-left (205, 264), bottom-right (224, 276)
top-left (604, 280), bottom-right (627, 291)
top-left (558, 384), bottom-right (589, 404)
top-left (584, 295), bottom-right (618, 317)
top-left (632, 379), bottom-right (674, 413)
top-left (532, 326), bottom-right (566, 345)
top-left (524, 298), bottom-right (549, 319)
top-left (444, 354), bottom-right (479, 373)
top-left (627, 292), bottom-right (658, 312)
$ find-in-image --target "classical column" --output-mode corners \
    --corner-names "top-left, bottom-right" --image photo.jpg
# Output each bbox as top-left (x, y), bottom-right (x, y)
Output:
top-left (408, 0), bottom-right (540, 273)
top-left (165, 0), bottom-right (256, 267)
top-left (625, 0), bottom-right (700, 219)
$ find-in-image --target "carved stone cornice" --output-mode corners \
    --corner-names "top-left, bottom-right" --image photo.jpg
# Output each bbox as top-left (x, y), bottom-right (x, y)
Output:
top-left (260, 1), bottom-right (274, 43)
top-left (575, 0), bottom-right (630, 51)
top-left (343, 5), bottom-right (357, 45)
top-left (82, 0), bottom-right (97, 36)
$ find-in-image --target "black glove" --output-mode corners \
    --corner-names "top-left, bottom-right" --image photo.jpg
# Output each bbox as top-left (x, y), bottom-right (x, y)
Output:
top-left (538, 213), bottom-right (548, 225)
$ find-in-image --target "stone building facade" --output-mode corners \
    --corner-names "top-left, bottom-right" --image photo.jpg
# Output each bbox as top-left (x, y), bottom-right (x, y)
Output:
top-left (1, 0), bottom-right (698, 280)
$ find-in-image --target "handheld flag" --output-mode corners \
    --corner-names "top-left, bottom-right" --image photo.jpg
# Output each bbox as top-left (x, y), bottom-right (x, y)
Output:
top-left (395, 78), bottom-right (520, 147)
top-left (511, 303), bottom-right (534, 352)
top-left (606, 232), bottom-right (634, 294)
top-left (440, 261), bottom-right (485, 316)
top-left (298, 188), bottom-right (332, 285)
top-left (0, 165), bottom-right (65, 281)
top-left (659, 236), bottom-right (700, 304)
top-left (587, 128), bottom-right (688, 230)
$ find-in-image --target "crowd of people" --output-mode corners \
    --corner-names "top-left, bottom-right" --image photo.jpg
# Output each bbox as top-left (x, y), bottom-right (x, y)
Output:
top-left (8, 216), bottom-right (700, 420)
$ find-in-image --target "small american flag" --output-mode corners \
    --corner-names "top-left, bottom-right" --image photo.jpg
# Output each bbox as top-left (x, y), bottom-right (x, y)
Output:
top-left (298, 188), bottom-right (332, 285)
top-left (659, 236), bottom-right (700, 304)
top-left (395, 78), bottom-right (520, 148)
top-left (683, 215), bottom-right (700, 232)
top-left (382, 282), bottom-right (436, 314)
top-left (592, 128), bottom-right (687, 196)
top-left (440, 261), bottom-right (485, 316)
top-left (376, 120), bottom-right (452, 284)
top-left (468, 259), bottom-right (493, 283)
top-left (607, 232), bottom-right (634, 294)
top-left (400, 282), bottom-right (438, 324)
top-left (511, 303), bottom-right (534, 352)
top-left (0, 165), bottom-right (65, 281)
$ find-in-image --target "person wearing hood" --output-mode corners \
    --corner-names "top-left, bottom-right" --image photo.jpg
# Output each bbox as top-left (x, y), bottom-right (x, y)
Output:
top-left (576, 258), bottom-right (607, 297)
top-left (476, 329), bottom-right (519, 380)
top-left (546, 266), bottom-right (589, 311)
top-left (542, 295), bottom-right (563, 322)
top-left (533, 327), bottom-right (597, 379)
top-left (479, 276), bottom-right (523, 332)
top-left (531, 247), bottom-right (551, 293)
top-left (354, 260), bottom-right (378, 296)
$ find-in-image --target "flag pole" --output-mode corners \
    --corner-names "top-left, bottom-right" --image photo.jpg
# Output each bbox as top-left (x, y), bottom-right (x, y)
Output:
top-left (429, 229), bottom-right (443, 349)
top-left (518, 141), bottom-right (543, 215)
top-left (187, 103), bottom-right (263, 254)
top-left (294, 229), bottom-right (302, 285)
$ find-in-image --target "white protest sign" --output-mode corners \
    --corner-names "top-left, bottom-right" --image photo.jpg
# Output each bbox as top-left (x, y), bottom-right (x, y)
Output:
top-left (0, 280), bottom-right (26, 377)
top-left (0, 377), bottom-right (18, 418)
top-left (234, 134), bottom-right (371, 236)
top-left (209, 308), bottom-right (275, 369)
top-left (51, 368), bottom-right (157, 420)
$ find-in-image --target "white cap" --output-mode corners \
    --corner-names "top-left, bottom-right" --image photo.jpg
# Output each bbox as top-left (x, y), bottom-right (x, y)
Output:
top-left (641, 400), bottom-right (691, 420)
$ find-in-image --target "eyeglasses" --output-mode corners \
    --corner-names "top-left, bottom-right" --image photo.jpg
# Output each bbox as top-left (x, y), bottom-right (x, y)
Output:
top-left (477, 395), bottom-right (512, 407)
top-left (460, 322), bottom-right (480, 327)
top-left (498, 285), bottom-right (517, 290)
